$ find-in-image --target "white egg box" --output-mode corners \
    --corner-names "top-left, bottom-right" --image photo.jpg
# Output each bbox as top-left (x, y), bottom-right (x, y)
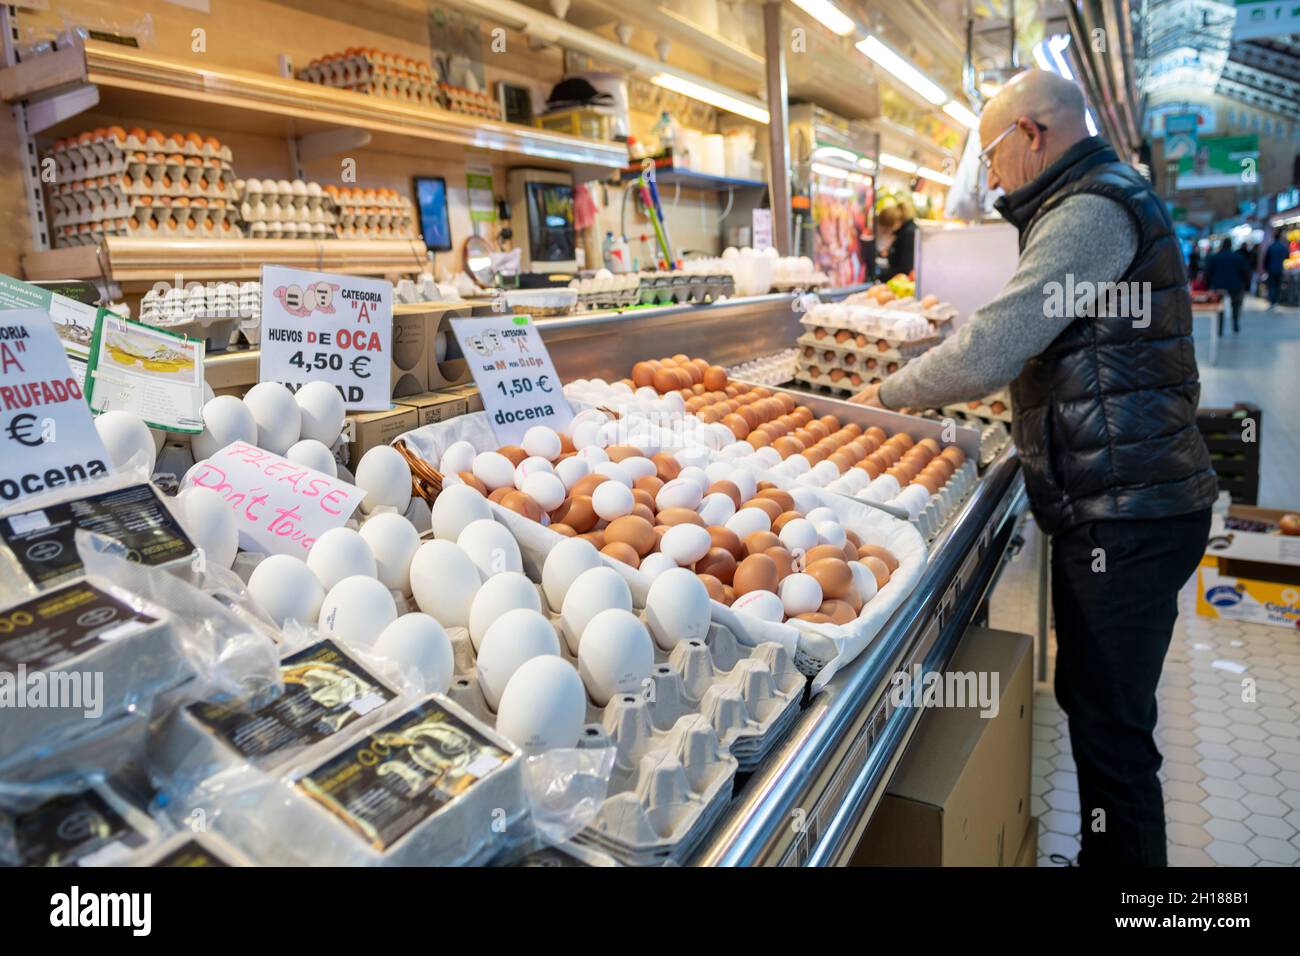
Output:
top-left (139, 282), bottom-right (261, 323)
top-left (189, 693), bottom-right (527, 867)
top-left (0, 782), bottom-right (163, 867)
top-left (246, 221), bottom-right (336, 240)
top-left (800, 308), bottom-right (939, 345)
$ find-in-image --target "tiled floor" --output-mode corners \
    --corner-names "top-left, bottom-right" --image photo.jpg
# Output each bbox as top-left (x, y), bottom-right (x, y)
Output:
top-left (991, 296), bottom-right (1300, 867)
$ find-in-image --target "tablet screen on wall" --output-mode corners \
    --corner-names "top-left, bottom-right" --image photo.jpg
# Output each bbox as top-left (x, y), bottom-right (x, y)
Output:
top-left (414, 177), bottom-right (452, 251)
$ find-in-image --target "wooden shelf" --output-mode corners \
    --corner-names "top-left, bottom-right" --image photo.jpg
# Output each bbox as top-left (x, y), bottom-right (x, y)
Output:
top-left (22, 237), bottom-right (430, 287)
top-left (2, 41), bottom-right (627, 179)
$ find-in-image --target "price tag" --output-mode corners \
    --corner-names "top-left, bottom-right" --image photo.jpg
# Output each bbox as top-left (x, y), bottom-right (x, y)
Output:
top-left (259, 266), bottom-right (392, 411)
top-left (0, 309), bottom-right (113, 506)
top-left (449, 314), bottom-right (574, 445)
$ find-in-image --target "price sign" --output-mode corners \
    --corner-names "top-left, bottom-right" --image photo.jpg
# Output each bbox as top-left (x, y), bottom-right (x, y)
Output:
top-left (0, 309), bottom-right (112, 505)
top-left (449, 314), bottom-right (574, 444)
top-left (259, 266), bottom-right (392, 411)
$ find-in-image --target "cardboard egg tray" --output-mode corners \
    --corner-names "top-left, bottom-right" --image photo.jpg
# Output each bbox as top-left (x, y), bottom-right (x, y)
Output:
top-left (798, 322), bottom-right (939, 362)
top-left (826, 459), bottom-right (981, 542)
top-left (297, 54), bottom-right (439, 106)
top-left (792, 368), bottom-right (865, 395)
top-left (53, 197), bottom-right (239, 233)
top-left (49, 164), bottom-right (237, 204)
top-left (48, 133), bottom-right (234, 178)
top-left (637, 273), bottom-right (735, 306)
top-left (237, 184), bottom-right (339, 233)
top-left (332, 197), bottom-right (416, 234)
top-left (55, 217), bottom-right (245, 246)
top-left (941, 392), bottom-right (1013, 425)
top-left (438, 83), bottom-right (502, 119)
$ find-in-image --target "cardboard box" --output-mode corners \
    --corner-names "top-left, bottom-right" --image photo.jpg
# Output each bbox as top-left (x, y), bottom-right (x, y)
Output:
top-left (1014, 815), bottom-right (1039, 867)
top-left (390, 308), bottom-right (429, 397)
top-left (851, 627), bottom-right (1033, 867)
top-left (1197, 505), bottom-right (1300, 629)
top-left (396, 391), bottom-right (469, 428)
top-left (444, 383), bottom-right (483, 413)
top-left (344, 404), bottom-right (417, 466)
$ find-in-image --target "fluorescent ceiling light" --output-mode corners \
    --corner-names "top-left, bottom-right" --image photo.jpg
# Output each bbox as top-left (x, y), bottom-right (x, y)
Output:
top-left (649, 72), bottom-right (770, 124)
top-left (917, 166), bottom-right (954, 186)
top-left (942, 100), bottom-right (979, 130)
top-left (857, 156), bottom-right (877, 170)
top-left (791, 0), bottom-right (856, 37)
top-left (856, 35), bottom-right (947, 105)
top-left (813, 145), bottom-right (860, 164)
top-left (810, 161), bottom-right (850, 179)
top-left (879, 152), bottom-right (918, 174)
top-left (1048, 34), bottom-right (1074, 80)
top-left (1032, 42), bottom-right (1052, 72)
top-left (1086, 110), bottom-right (1098, 136)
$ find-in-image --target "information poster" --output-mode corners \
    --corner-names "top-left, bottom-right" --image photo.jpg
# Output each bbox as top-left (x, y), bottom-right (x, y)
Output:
top-left (180, 440), bottom-right (364, 557)
top-left (84, 311), bottom-right (205, 433)
top-left (467, 165), bottom-right (496, 224)
top-left (449, 314), bottom-right (573, 444)
top-left (0, 273), bottom-right (97, 389)
top-left (259, 266), bottom-right (392, 411)
top-left (0, 309), bottom-right (112, 505)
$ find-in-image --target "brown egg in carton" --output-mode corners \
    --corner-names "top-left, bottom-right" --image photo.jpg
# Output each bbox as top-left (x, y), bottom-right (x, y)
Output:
top-left (944, 393), bottom-right (1013, 425)
top-left (438, 83), bottom-right (502, 120)
top-left (53, 197), bottom-right (233, 231)
top-left (55, 215), bottom-right (244, 246)
top-left (49, 127), bottom-right (233, 171)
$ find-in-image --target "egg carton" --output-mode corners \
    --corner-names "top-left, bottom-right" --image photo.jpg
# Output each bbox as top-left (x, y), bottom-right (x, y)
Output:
top-left (48, 165), bottom-right (237, 203)
top-left (438, 83), bottom-right (502, 119)
top-left (636, 273), bottom-right (735, 306)
top-left (792, 369), bottom-right (861, 395)
top-left (297, 53), bottom-right (438, 106)
top-left (726, 349), bottom-right (800, 387)
top-left (48, 130), bottom-right (234, 175)
top-left (139, 282), bottom-right (261, 325)
top-left (128, 829), bottom-right (256, 867)
top-left (942, 393), bottom-right (1013, 425)
top-left (237, 178), bottom-right (339, 228)
top-left (798, 323), bottom-right (939, 360)
top-left (797, 342), bottom-right (907, 382)
top-left (814, 297), bottom-right (957, 328)
top-left (53, 217), bottom-right (245, 247)
top-left (55, 199), bottom-right (240, 232)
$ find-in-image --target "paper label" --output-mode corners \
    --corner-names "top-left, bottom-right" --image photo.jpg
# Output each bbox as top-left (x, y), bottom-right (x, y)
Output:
top-left (0, 273), bottom-right (97, 363)
top-left (84, 310), bottom-right (205, 433)
top-left (258, 266), bottom-right (392, 411)
top-left (0, 582), bottom-right (158, 673)
top-left (180, 441), bottom-right (363, 556)
top-left (11, 790), bottom-right (144, 867)
top-left (0, 309), bottom-right (112, 506)
top-left (449, 314), bottom-right (574, 444)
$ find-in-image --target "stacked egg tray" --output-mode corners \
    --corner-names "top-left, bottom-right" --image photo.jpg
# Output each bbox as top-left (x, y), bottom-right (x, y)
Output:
top-left (636, 273), bottom-right (736, 307)
top-left (570, 274), bottom-right (642, 311)
top-left (941, 391), bottom-right (1013, 426)
top-left (726, 349), bottom-right (800, 388)
top-left (445, 596), bottom-right (803, 866)
top-left (237, 179), bottom-right (339, 239)
top-left (438, 82), bottom-right (501, 119)
top-left (916, 414), bottom-right (1012, 470)
top-left (296, 50), bottom-right (439, 106)
top-left (138, 281), bottom-right (261, 351)
top-left (328, 188), bottom-right (417, 239)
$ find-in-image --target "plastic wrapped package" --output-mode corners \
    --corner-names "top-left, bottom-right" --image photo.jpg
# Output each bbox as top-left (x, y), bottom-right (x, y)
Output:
top-left (0, 778), bottom-right (163, 867)
top-left (128, 830), bottom-right (255, 867)
top-left (178, 694), bottom-right (527, 866)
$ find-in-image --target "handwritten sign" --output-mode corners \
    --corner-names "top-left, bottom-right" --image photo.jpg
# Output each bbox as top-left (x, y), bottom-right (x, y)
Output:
top-left (180, 441), bottom-right (364, 556)
top-left (0, 309), bottom-right (112, 505)
top-left (259, 266), bottom-right (392, 411)
top-left (84, 310), bottom-right (205, 433)
top-left (449, 314), bottom-right (574, 445)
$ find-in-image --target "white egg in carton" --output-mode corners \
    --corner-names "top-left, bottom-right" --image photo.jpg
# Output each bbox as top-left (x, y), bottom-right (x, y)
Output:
top-left (569, 272), bottom-right (641, 310)
top-left (726, 349), bottom-right (799, 387)
top-left (803, 301), bottom-right (940, 343)
top-left (139, 281), bottom-right (262, 324)
top-left (236, 178), bottom-right (340, 238)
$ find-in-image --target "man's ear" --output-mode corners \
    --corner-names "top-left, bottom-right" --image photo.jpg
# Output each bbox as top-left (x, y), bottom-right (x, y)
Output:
top-left (1019, 117), bottom-right (1045, 151)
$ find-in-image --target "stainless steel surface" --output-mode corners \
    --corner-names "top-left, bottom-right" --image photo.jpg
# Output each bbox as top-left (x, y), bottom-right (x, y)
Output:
top-left (692, 445), bottom-right (1025, 866)
top-left (763, 0), bottom-right (792, 255)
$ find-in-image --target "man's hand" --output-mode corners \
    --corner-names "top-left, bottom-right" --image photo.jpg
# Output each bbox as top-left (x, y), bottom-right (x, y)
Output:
top-left (849, 383), bottom-right (885, 408)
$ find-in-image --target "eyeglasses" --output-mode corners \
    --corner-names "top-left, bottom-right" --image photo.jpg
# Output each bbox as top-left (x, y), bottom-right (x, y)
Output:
top-left (979, 120), bottom-right (1048, 170)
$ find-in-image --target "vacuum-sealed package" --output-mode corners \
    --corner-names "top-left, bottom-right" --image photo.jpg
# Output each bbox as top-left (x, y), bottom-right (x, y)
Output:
top-left (0, 782), bottom-right (161, 867)
top-left (128, 830), bottom-right (254, 867)
top-left (202, 694), bottom-right (526, 866)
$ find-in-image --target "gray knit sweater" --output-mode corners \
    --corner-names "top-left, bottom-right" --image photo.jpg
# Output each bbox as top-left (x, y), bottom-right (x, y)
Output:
top-left (878, 194), bottom-right (1138, 410)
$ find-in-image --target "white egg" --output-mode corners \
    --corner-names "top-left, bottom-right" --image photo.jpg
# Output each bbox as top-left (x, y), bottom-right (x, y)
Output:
top-left (293, 382), bottom-right (345, 447)
top-left (849, 560), bottom-right (879, 604)
top-left (475, 608), bottom-right (561, 710)
top-left (457, 518), bottom-right (522, 576)
top-left (94, 411), bottom-right (156, 474)
top-left (729, 468), bottom-right (759, 502)
top-left (496, 656), bottom-right (586, 753)
top-left (521, 426), bottom-right (562, 461)
top-left (359, 512), bottom-right (421, 593)
top-left (468, 571), bottom-right (542, 652)
top-left (571, 421), bottom-right (603, 450)
top-left (521, 472), bottom-right (566, 512)
top-left (637, 551), bottom-right (680, 582)
top-left (805, 506), bottom-right (837, 525)
top-left (645, 567), bottom-right (711, 650)
top-left (307, 527), bottom-right (377, 590)
top-left (409, 539), bottom-right (481, 627)
top-left (577, 609), bottom-right (654, 706)
top-left (471, 451), bottom-right (515, 490)
top-left (355, 445), bottom-right (412, 514)
top-left (318, 575), bottom-right (397, 645)
top-left (242, 382), bottom-right (301, 454)
top-left (697, 492), bottom-right (736, 526)
top-left (575, 444), bottom-right (608, 463)
top-left (753, 446), bottom-right (782, 467)
top-left (372, 613), bottom-right (454, 693)
top-left (677, 465), bottom-right (710, 493)
top-left (779, 518), bottom-right (819, 554)
top-left (438, 439), bottom-right (477, 477)
top-left (554, 456), bottom-right (590, 490)
top-left (619, 456), bottom-right (656, 480)
top-left (784, 454), bottom-right (812, 475)
top-left (248, 553), bottom-right (324, 626)
top-left (285, 438), bottom-right (337, 477)
top-left (593, 461), bottom-right (632, 487)
top-left (403, 495), bottom-right (432, 533)
top-left (779, 573), bottom-right (824, 615)
top-left (815, 520), bottom-right (847, 548)
top-left (540, 537), bottom-right (603, 610)
top-left (192, 395), bottom-right (257, 460)
top-left (513, 456), bottom-right (554, 488)
top-left (660, 524), bottom-right (711, 566)
top-left (430, 483), bottom-right (492, 541)
top-left (177, 486), bottom-right (238, 569)
top-left (591, 481), bottom-right (634, 521)
top-left (655, 478), bottom-right (702, 511)
top-left (732, 589), bottom-right (785, 623)
top-left (726, 507), bottom-right (771, 539)
top-left (559, 566), bottom-right (632, 654)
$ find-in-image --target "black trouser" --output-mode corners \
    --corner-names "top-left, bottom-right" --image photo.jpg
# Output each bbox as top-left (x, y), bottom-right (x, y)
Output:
top-left (1267, 271), bottom-right (1282, 306)
top-left (1050, 508), bottom-right (1211, 866)
top-left (1216, 289), bottom-right (1243, 334)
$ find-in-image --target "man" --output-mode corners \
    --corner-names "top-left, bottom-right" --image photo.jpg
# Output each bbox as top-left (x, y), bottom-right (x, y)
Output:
top-left (852, 70), bottom-right (1218, 867)
top-left (1204, 239), bottom-right (1249, 334)
top-left (1264, 227), bottom-right (1289, 310)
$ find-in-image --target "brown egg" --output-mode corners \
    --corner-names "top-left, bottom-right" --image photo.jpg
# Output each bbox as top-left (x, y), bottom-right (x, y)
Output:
top-left (775, 393), bottom-right (796, 412)
top-left (652, 367), bottom-right (680, 394)
top-left (818, 599), bottom-right (857, 625)
top-left (806, 558), bottom-right (853, 598)
top-left (651, 452), bottom-right (681, 482)
top-left (570, 473), bottom-right (608, 497)
top-left (806, 421), bottom-right (830, 442)
top-left (605, 444), bottom-right (642, 463)
top-left (721, 586), bottom-right (736, 605)
top-left (796, 612), bottom-right (834, 624)
top-left (697, 407), bottom-right (721, 425)
top-left (889, 432), bottom-right (915, 450)
top-left (682, 363), bottom-right (703, 386)
top-left (696, 572), bottom-right (728, 600)
top-left (829, 451), bottom-right (855, 473)
top-left (755, 488), bottom-right (795, 512)
top-left (772, 436), bottom-right (805, 458)
top-left (918, 437), bottom-right (941, 455)
top-left (865, 426), bottom-right (887, 444)
top-left (601, 541), bottom-right (640, 568)
top-left (497, 445), bottom-right (527, 466)
top-left (741, 498), bottom-right (782, 523)
top-left (733, 554), bottom-right (780, 595)
top-left (488, 486), bottom-right (513, 503)
top-left (860, 555), bottom-right (891, 589)
top-left (844, 529), bottom-right (861, 549)
top-left (696, 547), bottom-right (737, 584)
top-left (657, 507), bottom-right (706, 527)
top-left (857, 458), bottom-right (883, 479)
top-left (764, 546), bottom-right (795, 579)
top-left (706, 480), bottom-right (742, 509)
top-left (772, 510), bottom-right (803, 534)
top-left (841, 423), bottom-right (862, 438)
top-left (736, 405), bottom-right (760, 430)
top-left (857, 544), bottom-right (898, 573)
top-left (912, 473), bottom-right (942, 495)
top-left (805, 544), bottom-right (847, 566)
top-left (559, 433), bottom-right (576, 455)
top-left (709, 526), bottom-right (744, 559)
top-left (580, 530), bottom-right (606, 550)
top-left (632, 361), bottom-right (657, 388)
top-left (792, 428), bottom-right (815, 447)
top-left (804, 446), bottom-right (828, 466)
top-left (559, 495), bottom-right (598, 533)
top-left (551, 523), bottom-right (576, 537)
top-left (627, 488), bottom-right (653, 512)
top-left (456, 471), bottom-right (488, 495)
top-left (653, 525), bottom-right (670, 550)
top-left (606, 515), bottom-right (656, 556)
top-left (841, 541), bottom-right (860, 563)
top-left (632, 502), bottom-right (656, 524)
top-left (941, 446), bottom-right (966, 466)
top-left (722, 413), bottom-right (751, 439)
top-left (925, 457), bottom-right (955, 481)
top-left (743, 530), bottom-right (782, 556)
top-left (501, 491), bottom-right (544, 522)
top-left (747, 430), bottom-right (773, 449)
top-left (703, 365), bottom-right (728, 390)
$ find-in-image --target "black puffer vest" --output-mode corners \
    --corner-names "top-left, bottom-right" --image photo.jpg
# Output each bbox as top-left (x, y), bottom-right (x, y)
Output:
top-left (994, 137), bottom-right (1218, 535)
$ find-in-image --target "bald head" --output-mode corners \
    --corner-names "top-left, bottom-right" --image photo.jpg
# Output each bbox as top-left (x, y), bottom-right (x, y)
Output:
top-left (979, 69), bottom-right (1093, 193)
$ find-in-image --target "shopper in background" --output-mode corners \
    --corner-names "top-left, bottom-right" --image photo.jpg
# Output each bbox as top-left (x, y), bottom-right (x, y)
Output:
top-left (850, 69), bottom-right (1217, 867)
top-left (1205, 240), bottom-right (1249, 335)
top-left (876, 200), bottom-right (916, 278)
top-left (1264, 227), bottom-right (1288, 310)
top-left (1186, 245), bottom-right (1201, 285)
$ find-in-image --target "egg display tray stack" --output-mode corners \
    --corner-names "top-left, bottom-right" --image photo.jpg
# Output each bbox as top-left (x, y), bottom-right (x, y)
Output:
top-left (236, 180), bottom-right (339, 239)
top-left (916, 413), bottom-right (1012, 470)
top-left (941, 391), bottom-right (1014, 426)
top-left (333, 193), bottom-right (417, 240)
top-left (637, 273), bottom-right (736, 307)
top-left (437, 82), bottom-right (502, 119)
top-left (571, 277), bottom-right (642, 311)
top-left (297, 52), bottom-right (440, 106)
